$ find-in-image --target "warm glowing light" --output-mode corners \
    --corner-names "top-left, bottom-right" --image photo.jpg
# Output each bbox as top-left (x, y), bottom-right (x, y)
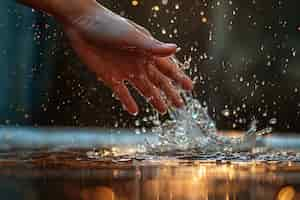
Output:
top-left (152, 5), bottom-right (160, 11)
top-left (103, 150), bottom-right (111, 157)
top-left (226, 193), bottom-right (230, 200)
top-left (81, 187), bottom-right (114, 200)
top-left (131, 0), bottom-right (139, 6)
top-left (201, 17), bottom-right (208, 23)
top-left (277, 186), bottom-right (296, 200)
top-left (127, 148), bottom-right (136, 154)
top-left (197, 166), bottom-right (207, 178)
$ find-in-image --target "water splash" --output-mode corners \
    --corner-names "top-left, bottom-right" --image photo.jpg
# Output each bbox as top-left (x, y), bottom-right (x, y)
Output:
top-left (148, 57), bottom-right (272, 153)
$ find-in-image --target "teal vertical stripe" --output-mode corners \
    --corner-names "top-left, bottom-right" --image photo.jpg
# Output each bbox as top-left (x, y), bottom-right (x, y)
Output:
top-left (0, 1), bottom-right (56, 124)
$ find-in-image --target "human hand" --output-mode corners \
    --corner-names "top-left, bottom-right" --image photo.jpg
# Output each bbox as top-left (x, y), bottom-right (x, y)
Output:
top-left (65, 25), bottom-right (193, 115)
top-left (62, 1), bottom-right (193, 115)
top-left (18, 0), bottom-right (193, 115)
top-left (65, 1), bottom-right (180, 57)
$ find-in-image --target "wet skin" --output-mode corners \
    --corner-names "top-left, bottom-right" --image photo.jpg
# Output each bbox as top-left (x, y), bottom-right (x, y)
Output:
top-left (17, 0), bottom-right (193, 115)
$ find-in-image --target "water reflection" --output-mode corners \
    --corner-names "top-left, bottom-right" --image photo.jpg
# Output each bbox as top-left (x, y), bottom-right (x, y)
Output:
top-left (1, 161), bottom-right (300, 200)
top-left (277, 186), bottom-right (296, 200)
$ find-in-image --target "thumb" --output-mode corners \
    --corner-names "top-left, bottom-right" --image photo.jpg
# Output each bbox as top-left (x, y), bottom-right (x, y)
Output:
top-left (134, 36), bottom-right (177, 57)
top-left (124, 22), bottom-right (178, 57)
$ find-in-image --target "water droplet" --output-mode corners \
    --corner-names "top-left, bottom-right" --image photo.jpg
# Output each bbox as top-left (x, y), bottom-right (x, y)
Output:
top-left (269, 118), bottom-right (277, 125)
top-left (131, 0), bottom-right (139, 6)
top-left (152, 5), bottom-right (160, 11)
top-left (201, 17), bottom-right (208, 23)
top-left (162, 0), bottom-right (168, 5)
top-left (135, 120), bottom-right (141, 126)
top-left (222, 109), bottom-right (230, 117)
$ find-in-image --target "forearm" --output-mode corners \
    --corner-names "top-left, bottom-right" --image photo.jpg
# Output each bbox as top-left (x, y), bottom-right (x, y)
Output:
top-left (17, 0), bottom-right (97, 23)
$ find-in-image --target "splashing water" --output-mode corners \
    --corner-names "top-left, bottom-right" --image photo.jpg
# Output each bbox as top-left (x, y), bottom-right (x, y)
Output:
top-left (85, 57), bottom-right (274, 160)
top-left (147, 57), bottom-right (272, 154)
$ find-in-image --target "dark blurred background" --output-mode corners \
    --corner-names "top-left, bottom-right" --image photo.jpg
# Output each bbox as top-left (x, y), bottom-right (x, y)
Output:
top-left (1, 0), bottom-right (300, 132)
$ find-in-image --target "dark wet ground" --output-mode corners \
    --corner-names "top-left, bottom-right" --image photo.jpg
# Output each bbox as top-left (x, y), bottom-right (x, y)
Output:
top-left (0, 151), bottom-right (300, 200)
top-left (1, 128), bottom-right (300, 200)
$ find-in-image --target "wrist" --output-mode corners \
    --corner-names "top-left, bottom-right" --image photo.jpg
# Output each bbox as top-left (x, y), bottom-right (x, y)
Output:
top-left (17, 0), bottom-right (99, 24)
top-left (53, 0), bottom-right (100, 25)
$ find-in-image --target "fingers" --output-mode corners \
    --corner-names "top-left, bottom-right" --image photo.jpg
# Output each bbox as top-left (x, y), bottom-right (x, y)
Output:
top-left (147, 66), bottom-right (184, 108)
top-left (111, 83), bottom-right (139, 115)
top-left (131, 76), bottom-right (167, 114)
top-left (155, 57), bottom-right (194, 91)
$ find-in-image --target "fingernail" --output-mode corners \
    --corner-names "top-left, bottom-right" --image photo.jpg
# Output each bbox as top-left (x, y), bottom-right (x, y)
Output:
top-left (156, 104), bottom-right (167, 115)
top-left (131, 111), bottom-right (139, 116)
top-left (177, 98), bottom-right (185, 107)
top-left (173, 101), bottom-right (184, 108)
top-left (163, 43), bottom-right (177, 48)
top-left (183, 84), bottom-right (193, 91)
top-left (122, 104), bottom-right (139, 116)
top-left (160, 109), bottom-right (168, 115)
